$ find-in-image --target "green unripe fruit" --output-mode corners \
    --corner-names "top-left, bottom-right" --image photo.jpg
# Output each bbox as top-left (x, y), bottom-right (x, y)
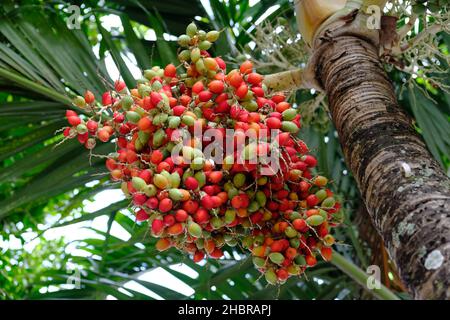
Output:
top-left (152, 80), bottom-right (162, 91)
top-left (188, 222), bottom-right (202, 238)
top-left (144, 69), bottom-right (157, 80)
top-left (233, 173), bottom-right (246, 188)
top-left (144, 184), bottom-right (157, 197)
top-left (198, 40), bottom-right (212, 50)
top-left (285, 226), bottom-right (298, 238)
top-left (73, 95), bottom-right (86, 108)
top-left (195, 238), bottom-right (204, 250)
top-left (290, 238), bottom-right (300, 249)
top-left (210, 216), bottom-right (224, 229)
top-left (306, 215), bottom-right (324, 226)
top-left (186, 22), bottom-right (197, 37)
top-left (322, 197), bottom-right (336, 208)
top-left (126, 111), bottom-right (141, 124)
top-left (256, 191), bottom-right (267, 207)
top-left (269, 252), bottom-right (285, 265)
top-left (76, 124), bottom-right (87, 134)
top-left (178, 34), bottom-right (191, 47)
top-left (290, 211), bottom-right (302, 220)
top-left (253, 257), bottom-right (266, 268)
top-left (265, 269), bottom-right (278, 285)
top-left (132, 177), bottom-right (147, 191)
top-left (138, 131), bottom-right (150, 145)
top-left (281, 121), bottom-right (299, 134)
top-left (178, 49), bottom-right (191, 62)
top-left (195, 59), bottom-right (206, 74)
top-left (242, 100), bottom-right (258, 112)
top-left (318, 209), bottom-right (328, 220)
top-left (168, 189), bottom-right (184, 201)
top-left (225, 209), bottom-right (236, 224)
top-left (197, 30), bottom-right (206, 41)
top-left (287, 264), bottom-right (300, 275)
top-left (227, 186), bottom-right (239, 199)
top-left (191, 48), bottom-right (201, 62)
top-left (170, 172), bottom-right (181, 188)
top-left (121, 95), bottom-right (134, 110)
top-left (206, 30), bottom-right (220, 42)
top-left (191, 157), bottom-right (204, 170)
top-left (242, 236), bottom-right (253, 248)
top-left (248, 201), bottom-right (260, 213)
top-left (121, 181), bottom-right (130, 197)
top-left (182, 115), bottom-right (195, 126)
top-left (295, 255), bottom-right (307, 266)
top-left (152, 129), bottom-right (166, 148)
top-left (243, 144), bottom-right (257, 160)
top-left (168, 116), bottom-right (181, 128)
top-left (282, 109), bottom-right (297, 121)
top-left (194, 171), bottom-right (206, 187)
top-left (316, 189), bottom-right (328, 202)
top-left (222, 155), bottom-right (234, 170)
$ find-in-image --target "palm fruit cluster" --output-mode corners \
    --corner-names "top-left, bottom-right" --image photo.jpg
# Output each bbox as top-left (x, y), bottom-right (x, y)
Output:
top-left (61, 22), bottom-right (344, 284)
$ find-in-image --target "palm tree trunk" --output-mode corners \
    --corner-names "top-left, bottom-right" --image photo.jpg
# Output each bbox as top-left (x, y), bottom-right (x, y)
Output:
top-left (311, 23), bottom-right (450, 299)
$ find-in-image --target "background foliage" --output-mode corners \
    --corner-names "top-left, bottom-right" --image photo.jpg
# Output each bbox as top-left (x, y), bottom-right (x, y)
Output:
top-left (0, 0), bottom-right (448, 300)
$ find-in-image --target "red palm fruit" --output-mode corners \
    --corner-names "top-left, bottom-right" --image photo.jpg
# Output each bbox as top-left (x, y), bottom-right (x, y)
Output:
top-left (211, 196), bottom-right (222, 208)
top-left (155, 238), bottom-right (171, 251)
top-left (185, 177), bottom-right (199, 190)
top-left (216, 191), bottom-right (228, 204)
top-left (97, 129), bottom-right (110, 142)
top-left (277, 269), bottom-right (289, 281)
top-left (66, 110), bottom-right (77, 118)
top-left (105, 158), bottom-right (117, 171)
top-left (321, 247), bottom-right (333, 261)
top-left (137, 117), bottom-right (151, 132)
top-left (251, 86), bottom-right (264, 97)
top-left (266, 117), bottom-right (281, 129)
top-left (306, 255), bottom-right (317, 267)
top-left (151, 219), bottom-right (164, 235)
top-left (192, 81), bottom-right (204, 94)
top-left (150, 150), bottom-right (164, 164)
top-left (146, 197), bottom-right (159, 210)
top-left (208, 171), bottom-right (223, 184)
top-left (164, 64), bottom-right (177, 77)
top-left (299, 181), bottom-right (311, 193)
top-left (183, 200), bottom-right (199, 214)
top-left (172, 105), bottom-right (186, 116)
top-left (272, 94), bottom-right (286, 103)
top-left (126, 150), bottom-right (138, 163)
top-left (175, 209), bottom-right (188, 222)
top-left (201, 195), bottom-right (214, 210)
top-left (203, 185), bottom-right (216, 196)
top-left (136, 209), bottom-right (150, 222)
top-left (248, 112), bottom-right (261, 123)
top-left (215, 57), bottom-right (226, 70)
top-left (102, 92), bottom-right (112, 105)
top-left (84, 90), bottom-right (95, 104)
top-left (157, 161), bottom-right (171, 173)
top-left (193, 251), bottom-right (205, 263)
top-left (247, 72), bottom-right (263, 85)
top-left (250, 212), bottom-right (263, 224)
top-left (67, 116), bottom-right (81, 127)
top-left (150, 92), bottom-right (163, 106)
top-left (228, 72), bottom-right (243, 88)
top-left (179, 94), bottom-right (191, 106)
top-left (86, 120), bottom-right (98, 132)
top-left (285, 247), bottom-right (298, 260)
top-left (306, 194), bottom-right (319, 207)
top-left (114, 80), bottom-right (126, 92)
top-left (142, 96), bottom-right (153, 110)
top-left (276, 190), bottom-right (289, 200)
top-left (198, 90), bottom-right (213, 102)
top-left (110, 169), bottom-right (123, 180)
top-left (239, 60), bottom-right (253, 74)
top-left (235, 84), bottom-right (248, 99)
top-left (167, 223), bottom-right (184, 236)
top-left (252, 245), bottom-right (267, 258)
top-left (231, 195), bottom-right (243, 209)
top-left (276, 101), bottom-right (290, 113)
top-left (267, 201), bottom-right (279, 211)
top-left (208, 80), bottom-right (224, 94)
top-left (194, 208), bottom-right (210, 223)
top-left (215, 100), bottom-right (230, 113)
top-left (270, 240), bottom-right (284, 252)
top-left (293, 219), bottom-right (308, 232)
top-left (163, 214), bottom-right (176, 227)
top-left (210, 248), bottom-right (223, 259)
top-left (63, 127), bottom-right (72, 137)
top-left (159, 198), bottom-right (173, 213)
top-left (139, 169), bottom-right (152, 183)
top-left (303, 155), bottom-right (317, 167)
top-left (204, 239), bottom-right (215, 254)
top-left (133, 193), bottom-right (147, 206)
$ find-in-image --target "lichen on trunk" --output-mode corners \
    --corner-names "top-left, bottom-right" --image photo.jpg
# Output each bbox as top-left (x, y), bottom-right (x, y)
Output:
top-left (310, 17), bottom-right (450, 299)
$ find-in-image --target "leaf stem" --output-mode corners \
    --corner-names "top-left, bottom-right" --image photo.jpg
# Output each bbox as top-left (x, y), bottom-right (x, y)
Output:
top-left (331, 252), bottom-right (400, 300)
top-left (0, 68), bottom-right (72, 105)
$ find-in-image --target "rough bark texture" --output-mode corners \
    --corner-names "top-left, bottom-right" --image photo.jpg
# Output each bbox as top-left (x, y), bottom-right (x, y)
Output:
top-left (314, 33), bottom-right (450, 299)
